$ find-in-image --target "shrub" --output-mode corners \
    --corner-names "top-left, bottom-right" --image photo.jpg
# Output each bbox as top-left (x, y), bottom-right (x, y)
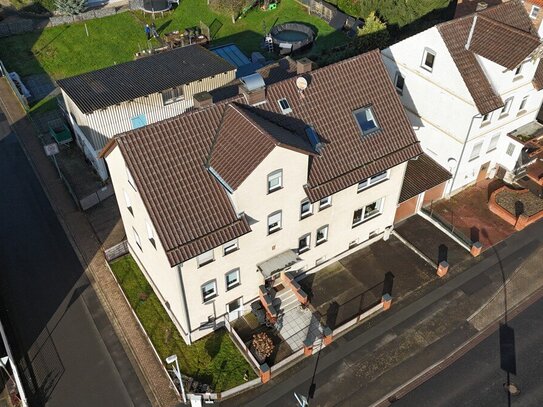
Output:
top-left (355, 12), bottom-right (389, 52)
top-left (54, 0), bottom-right (85, 15)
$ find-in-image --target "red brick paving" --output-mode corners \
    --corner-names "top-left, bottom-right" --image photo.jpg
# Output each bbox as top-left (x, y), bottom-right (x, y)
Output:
top-left (430, 179), bottom-right (516, 249)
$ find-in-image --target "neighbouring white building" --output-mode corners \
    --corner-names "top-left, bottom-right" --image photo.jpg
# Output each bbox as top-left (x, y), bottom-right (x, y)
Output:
top-left (101, 50), bottom-right (439, 344)
top-left (58, 45), bottom-right (236, 180)
top-left (382, 0), bottom-right (543, 194)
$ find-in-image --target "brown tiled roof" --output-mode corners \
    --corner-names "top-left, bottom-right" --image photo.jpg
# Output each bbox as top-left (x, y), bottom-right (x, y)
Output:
top-left (399, 154), bottom-right (452, 203)
top-left (439, 0), bottom-right (539, 115)
top-left (112, 49), bottom-right (421, 265)
top-left (534, 60), bottom-right (543, 90)
top-left (114, 105), bottom-right (251, 267)
top-left (467, 15), bottom-right (540, 70)
top-left (207, 103), bottom-right (315, 190)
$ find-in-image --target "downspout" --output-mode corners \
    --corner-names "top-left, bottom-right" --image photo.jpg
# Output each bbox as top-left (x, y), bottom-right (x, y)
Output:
top-left (176, 264), bottom-right (192, 345)
top-left (448, 114), bottom-right (478, 196)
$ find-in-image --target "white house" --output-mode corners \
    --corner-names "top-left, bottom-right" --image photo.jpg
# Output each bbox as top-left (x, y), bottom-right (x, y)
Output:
top-left (101, 50), bottom-right (433, 344)
top-left (382, 0), bottom-right (543, 194)
top-left (58, 45), bottom-right (236, 180)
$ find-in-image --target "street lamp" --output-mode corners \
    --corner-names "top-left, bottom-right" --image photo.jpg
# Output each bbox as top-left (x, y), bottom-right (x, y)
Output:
top-left (166, 354), bottom-right (187, 403)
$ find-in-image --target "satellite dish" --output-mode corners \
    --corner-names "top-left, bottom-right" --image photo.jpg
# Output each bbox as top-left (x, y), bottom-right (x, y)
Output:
top-left (296, 76), bottom-right (308, 92)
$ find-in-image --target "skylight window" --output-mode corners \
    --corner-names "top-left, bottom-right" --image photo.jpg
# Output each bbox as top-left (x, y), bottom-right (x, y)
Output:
top-left (278, 98), bottom-right (292, 114)
top-left (354, 107), bottom-right (379, 135)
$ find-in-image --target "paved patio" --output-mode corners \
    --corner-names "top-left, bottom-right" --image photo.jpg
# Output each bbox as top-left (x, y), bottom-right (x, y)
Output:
top-left (427, 179), bottom-right (516, 248)
top-left (395, 215), bottom-right (472, 270)
top-left (299, 236), bottom-right (436, 329)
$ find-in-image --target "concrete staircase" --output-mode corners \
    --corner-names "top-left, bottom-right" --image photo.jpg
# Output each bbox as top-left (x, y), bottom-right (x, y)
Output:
top-left (271, 286), bottom-right (300, 316)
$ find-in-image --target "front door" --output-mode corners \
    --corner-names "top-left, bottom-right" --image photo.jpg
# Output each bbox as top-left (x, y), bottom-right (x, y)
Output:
top-left (227, 298), bottom-right (243, 321)
top-left (477, 161), bottom-right (491, 183)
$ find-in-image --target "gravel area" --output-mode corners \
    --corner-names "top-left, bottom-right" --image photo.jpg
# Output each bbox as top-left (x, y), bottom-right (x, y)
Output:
top-left (496, 190), bottom-right (543, 217)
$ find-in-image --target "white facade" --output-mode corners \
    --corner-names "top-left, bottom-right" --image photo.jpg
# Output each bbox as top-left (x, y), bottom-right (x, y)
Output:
top-left (382, 26), bottom-right (543, 194)
top-left (62, 70), bottom-right (235, 180)
top-left (106, 142), bottom-right (407, 343)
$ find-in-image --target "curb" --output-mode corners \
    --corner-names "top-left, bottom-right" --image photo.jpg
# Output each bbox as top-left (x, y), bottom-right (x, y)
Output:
top-left (371, 282), bottom-right (543, 407)
top-left (0, 81), bottom-right (168, 406)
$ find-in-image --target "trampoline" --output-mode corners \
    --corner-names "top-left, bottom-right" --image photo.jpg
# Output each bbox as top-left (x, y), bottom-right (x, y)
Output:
top-left (140, 0), bottom-right (170, 13)
top-left (269, 23), bottom-right (315, 54)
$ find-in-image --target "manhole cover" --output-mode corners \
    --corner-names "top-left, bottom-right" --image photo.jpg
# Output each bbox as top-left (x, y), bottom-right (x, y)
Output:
top-left (504, 383), bottom-right (521, 396)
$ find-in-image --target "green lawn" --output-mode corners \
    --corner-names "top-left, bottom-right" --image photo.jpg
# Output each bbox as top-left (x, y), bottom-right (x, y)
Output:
top-left (0, 0), bottom-right (345, 79)
top-left (109, 255), bottom-right (256, 392)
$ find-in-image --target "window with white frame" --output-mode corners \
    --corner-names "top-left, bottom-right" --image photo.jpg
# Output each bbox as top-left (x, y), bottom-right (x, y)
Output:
top-left (124, 190), bottom-right (133, 215)
top-left (394, 72), bottom-right (405, 94)
top-left (421, 48), bottom-right (436, 71)
top-left (201, 280), bottom-right (217, 302)
top-left (352, 198), bottom-right (384, 227)
top-left (514, 63), bottom-right (525, 77)
top-left (197, 249), bottom-right (215, 267)
top-left (480, 113), bottom-right (491, 126)
top-left (500, 98), bottom-right (513, 117)
top-left (298, 234), bottom-right (311, 253)
top-left (353, 107), bottom-right (379, 135)
top-left (469, 141), bottom-right (483, 161)
top-left (223, 239), bottom-right (238, 256)
top-left (267, 211), bottom-right (282, 234)
top-left (127, 167), bottom-right (137, 190)
top-left (518, 95), bottom-right (529, 112)
top-left (300, 199), bottom-right (313, 219)
top-left (278, 98), bottom-right (292, 114)
top-left (506, 143), bottom-right (516, 157)
top-left (133, 228), bottom-right (142, 250)
top-left (162, 86), bottom-right (184, 105)
top-left (267, 170), bottom-right (282, 193)
top-left (530, 5), bottom-right (540, 19)
top-left (316, 225), bottom-right (328, 245)
top-left (357, 171), bottom-right (388, 192)
top-left (146, 220), bottom-right (156, 248)
top-left (319, 196), bottom-right (332, 210)
top-left (487, 134), bottom-right (500, 153)
top-left (225, 268), bottom-right (240, 290)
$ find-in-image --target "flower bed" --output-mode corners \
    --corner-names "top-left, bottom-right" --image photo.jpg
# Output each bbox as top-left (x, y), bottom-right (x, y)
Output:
top-left (489, 186), bottom-right (543, 230)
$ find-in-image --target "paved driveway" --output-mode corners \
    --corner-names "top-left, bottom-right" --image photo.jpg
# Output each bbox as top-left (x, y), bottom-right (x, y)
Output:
top-left (395, 215), bottom-right (472, 270)
top-left (299, 235), bottom-right (435, 329)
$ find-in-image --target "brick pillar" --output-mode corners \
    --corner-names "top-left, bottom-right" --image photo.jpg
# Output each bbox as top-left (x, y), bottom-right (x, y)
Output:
top-left (259, 363), bottom-right (271, 384)
top-left (323, 327), bottom-right (333, 346)
top-left (382, 293), bottom-right (393, 310)
top-left (515, 214), bottom-right (529, 231)
top-left (470, 241), bottom-right (483, 257)
top-left (303, 338), bottom-right (313, 356)
top-left (436, 261), bottom-right (449, 277)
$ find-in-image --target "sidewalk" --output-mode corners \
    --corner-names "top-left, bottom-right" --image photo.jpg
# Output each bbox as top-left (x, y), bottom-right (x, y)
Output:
top-left (0, 78), bottom-right (180, 406)
top-left (221, 219), bottom-right (542, 406)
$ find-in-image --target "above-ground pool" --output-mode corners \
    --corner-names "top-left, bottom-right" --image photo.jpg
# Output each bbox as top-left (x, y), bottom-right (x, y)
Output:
top-left (269, 23), bottom-right (315, 54)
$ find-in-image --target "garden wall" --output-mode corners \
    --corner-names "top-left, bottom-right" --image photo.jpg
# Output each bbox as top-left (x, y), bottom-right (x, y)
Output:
top-left (489, 186), bottom-right (543, 231)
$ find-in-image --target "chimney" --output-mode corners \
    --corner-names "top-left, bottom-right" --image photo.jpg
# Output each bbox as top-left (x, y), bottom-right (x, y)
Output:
top-left (193, 91), bottom-right (213, 109)
top-left (297, 57), bottom-right (313, 75)
top-left (239, 73), bottom-right (267, 106)
top-left (476, 2), bottom-right (488, 12)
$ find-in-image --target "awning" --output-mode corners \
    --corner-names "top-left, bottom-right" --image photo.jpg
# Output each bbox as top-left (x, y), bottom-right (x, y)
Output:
top-left (257, 249), bottom-right (299, 278)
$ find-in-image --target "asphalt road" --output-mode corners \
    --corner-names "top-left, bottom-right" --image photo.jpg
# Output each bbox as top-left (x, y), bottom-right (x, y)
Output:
top-left (394, 294), bottom-right (543, 407)
top-left (0, 131), bottom-right (149, 406)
